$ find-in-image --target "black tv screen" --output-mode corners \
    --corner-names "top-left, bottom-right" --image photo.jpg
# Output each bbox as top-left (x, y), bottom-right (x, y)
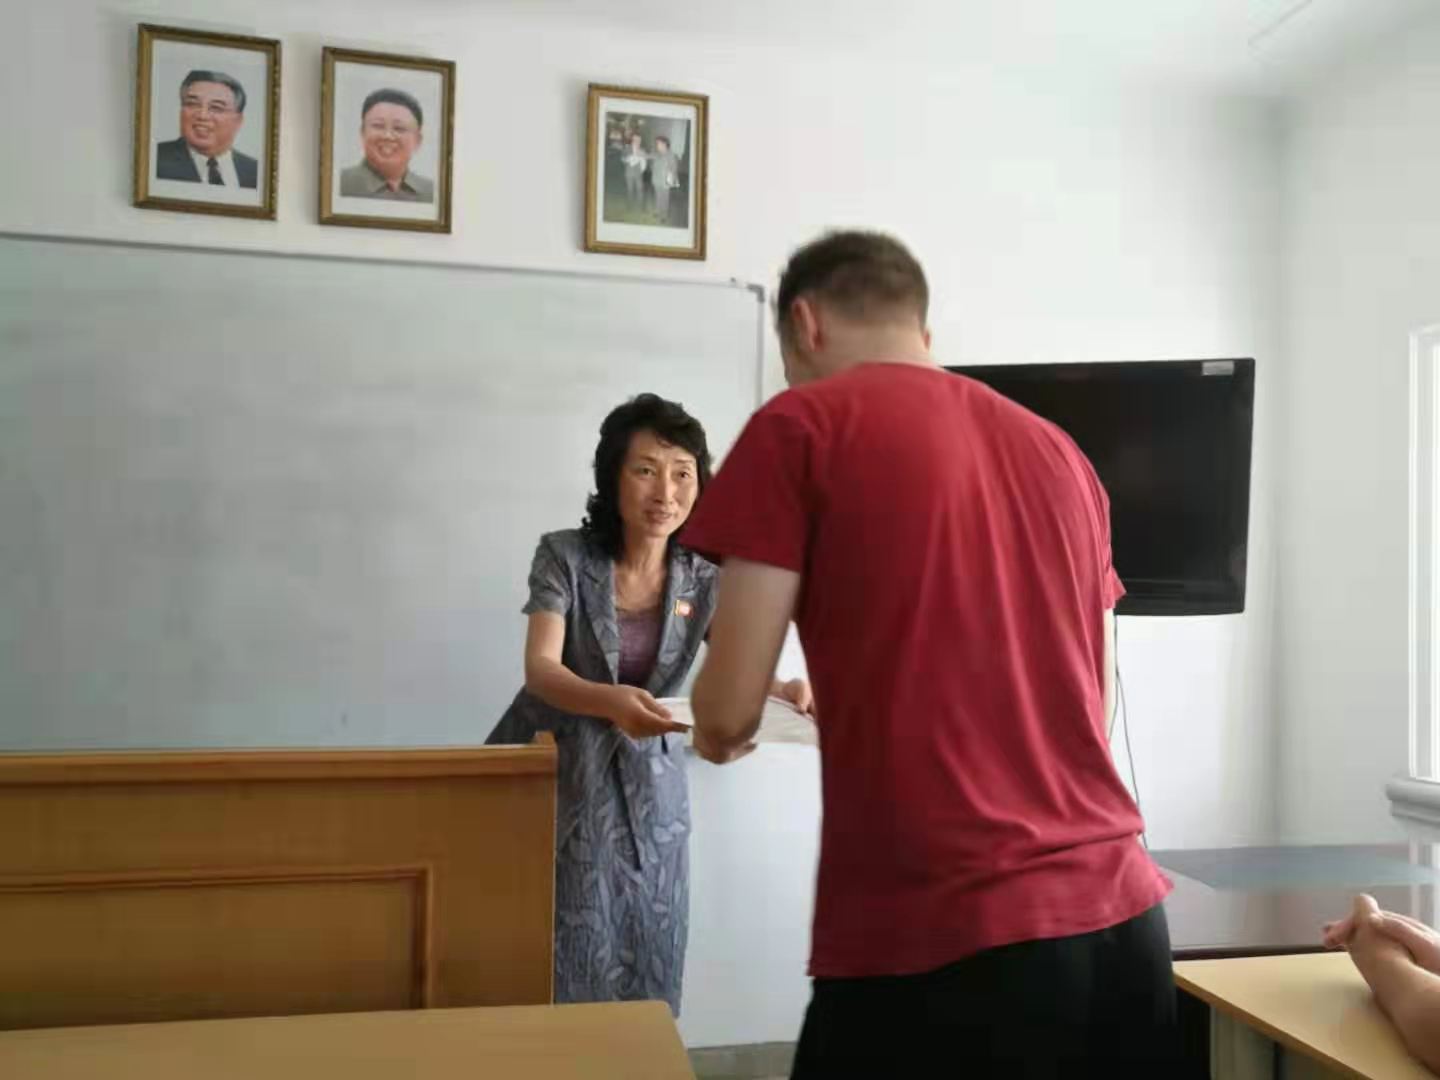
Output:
top-left (948, 359), bottom-right (1255, 616)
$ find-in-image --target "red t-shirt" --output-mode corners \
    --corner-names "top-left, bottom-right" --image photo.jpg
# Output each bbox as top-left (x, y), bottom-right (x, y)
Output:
top-left (682, 362), bottom-right (1170, 979)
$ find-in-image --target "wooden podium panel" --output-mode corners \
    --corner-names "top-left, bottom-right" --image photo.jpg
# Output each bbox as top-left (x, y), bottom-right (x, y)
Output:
top-left (0, 743), bottom-right (556, 1030)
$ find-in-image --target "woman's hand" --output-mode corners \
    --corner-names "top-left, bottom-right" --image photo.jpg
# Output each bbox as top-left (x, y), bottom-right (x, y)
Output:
top-left (775, 677), bottom-right (816, 717)
top-left (605, 686), bottom-right (689, 739)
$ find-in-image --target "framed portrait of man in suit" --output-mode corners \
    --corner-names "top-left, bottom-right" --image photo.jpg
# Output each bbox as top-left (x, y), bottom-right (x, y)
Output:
top-left (584, 85), bottom-right (708, 260)
top-left (319, 48), bottom-right (455, 233)
top-left (133, 24), bottom-right (280, 220)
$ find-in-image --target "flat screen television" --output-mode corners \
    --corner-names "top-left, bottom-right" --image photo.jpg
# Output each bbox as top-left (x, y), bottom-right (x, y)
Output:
top-left (948, 359), bottom-right (1255, 616)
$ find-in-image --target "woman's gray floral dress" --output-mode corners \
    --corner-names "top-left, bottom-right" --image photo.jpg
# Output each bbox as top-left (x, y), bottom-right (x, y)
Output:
top-left (486, 529), bottom-right (716, 1014)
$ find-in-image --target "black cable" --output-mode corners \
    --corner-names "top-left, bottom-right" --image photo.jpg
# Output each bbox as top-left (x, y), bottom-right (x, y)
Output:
top-left (1119, 667), bottom-right (1147, 851)
top-left (1107, 656), bottom-right (1119, 742)
top-left (1114, 618), bottom-right (1147, 850)
top-left (1108, 613), bottom-right (1121, 742)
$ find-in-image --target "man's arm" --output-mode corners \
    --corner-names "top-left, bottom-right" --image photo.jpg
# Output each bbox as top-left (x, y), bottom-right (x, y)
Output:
top-left (691, 559), bottom-right (800, 762)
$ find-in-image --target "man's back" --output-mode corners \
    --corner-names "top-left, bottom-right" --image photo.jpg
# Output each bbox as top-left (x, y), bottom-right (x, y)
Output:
top-left (692, 361), bottom-right (1168, 977)
top-left (684, 230), bottom-right (1176, 1073)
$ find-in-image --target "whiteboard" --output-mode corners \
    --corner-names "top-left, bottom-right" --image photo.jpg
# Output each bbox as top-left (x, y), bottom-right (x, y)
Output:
top-left (0, 233), bottom-right (762, 749)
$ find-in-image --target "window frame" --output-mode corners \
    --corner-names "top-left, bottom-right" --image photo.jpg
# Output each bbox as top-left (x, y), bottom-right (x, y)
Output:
top-left (1393, 324), bottom-right (1440, 835)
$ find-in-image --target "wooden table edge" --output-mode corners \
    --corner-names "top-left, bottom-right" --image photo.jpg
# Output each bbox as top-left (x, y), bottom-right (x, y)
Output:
top-left (1174, 964), bottom-right (1372, 1080)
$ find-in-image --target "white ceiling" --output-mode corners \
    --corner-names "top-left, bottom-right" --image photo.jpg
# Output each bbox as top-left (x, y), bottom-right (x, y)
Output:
top-left (475, 0), bottom-right (1438, 94)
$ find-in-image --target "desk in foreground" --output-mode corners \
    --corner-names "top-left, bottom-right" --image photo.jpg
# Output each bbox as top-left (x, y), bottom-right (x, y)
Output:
top-left (0, 1001), bottom-right (695, 1080)
top-left (1176, 953), bottom-right (1434, 1079)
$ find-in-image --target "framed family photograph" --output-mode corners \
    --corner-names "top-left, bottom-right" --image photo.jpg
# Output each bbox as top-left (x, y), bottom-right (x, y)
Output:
top-left (585, 84), bottom-right (708, 260)
top-left (133, 24), bottom-right (280, 219)
top-left (319, 48), bottom-right (455, 232)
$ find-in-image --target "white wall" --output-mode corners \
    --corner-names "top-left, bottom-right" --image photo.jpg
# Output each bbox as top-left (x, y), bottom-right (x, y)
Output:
top-left (1276, 12), bottom-right (1440, 842)
top-left (9, 0), bottom-right (1282, 1047)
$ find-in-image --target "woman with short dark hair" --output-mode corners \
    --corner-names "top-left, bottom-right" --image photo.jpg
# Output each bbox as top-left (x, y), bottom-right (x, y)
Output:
top-left (487, 393), bottom-right (811, 1014)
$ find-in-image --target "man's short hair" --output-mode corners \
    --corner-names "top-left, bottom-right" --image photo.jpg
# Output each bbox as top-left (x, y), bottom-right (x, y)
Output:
top-left (655, 135), bottom-right (670, 150)
top-left (180, 70), bottom-right (247, 113)
top-left (775, 231), bottom-right (929, 335)
top-left (362, 88), bottom-right (423, 128)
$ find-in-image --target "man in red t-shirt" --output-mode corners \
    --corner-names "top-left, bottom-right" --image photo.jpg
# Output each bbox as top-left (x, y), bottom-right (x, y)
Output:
top-left (682, 232), bottom-right (1175, 1075)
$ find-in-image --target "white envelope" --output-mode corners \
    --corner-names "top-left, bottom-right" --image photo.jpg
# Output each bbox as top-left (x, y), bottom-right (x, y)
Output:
top-left (656, 696), bottom-right (818, 746)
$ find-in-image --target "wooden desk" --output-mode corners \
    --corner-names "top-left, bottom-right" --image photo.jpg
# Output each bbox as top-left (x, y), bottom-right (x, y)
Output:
top-left (1158, 845), bottom-right (1440, 960)
top-left (1158, 845), bottom-right (1440, 1077)
top-left (0, 1001), bottom-right (695, 1080)
top-left (1175, 953), bottom-right (1435, 1079)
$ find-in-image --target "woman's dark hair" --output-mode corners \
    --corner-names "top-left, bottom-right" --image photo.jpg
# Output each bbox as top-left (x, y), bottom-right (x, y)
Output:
top-left (581, 394), bottom-right (712, 560)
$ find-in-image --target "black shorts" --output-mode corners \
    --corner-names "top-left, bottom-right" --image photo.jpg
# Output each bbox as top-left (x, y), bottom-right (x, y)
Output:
top-left (791, 903), bottom-right (1177, 1079)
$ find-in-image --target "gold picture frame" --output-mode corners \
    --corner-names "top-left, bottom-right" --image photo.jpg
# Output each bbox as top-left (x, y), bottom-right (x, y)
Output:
top-left (133, 24), bottom-right (281, 220)
top-left (585, 84), bottom-right (708, 260)
top-left (319, 47), bottom-right (456, 233)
